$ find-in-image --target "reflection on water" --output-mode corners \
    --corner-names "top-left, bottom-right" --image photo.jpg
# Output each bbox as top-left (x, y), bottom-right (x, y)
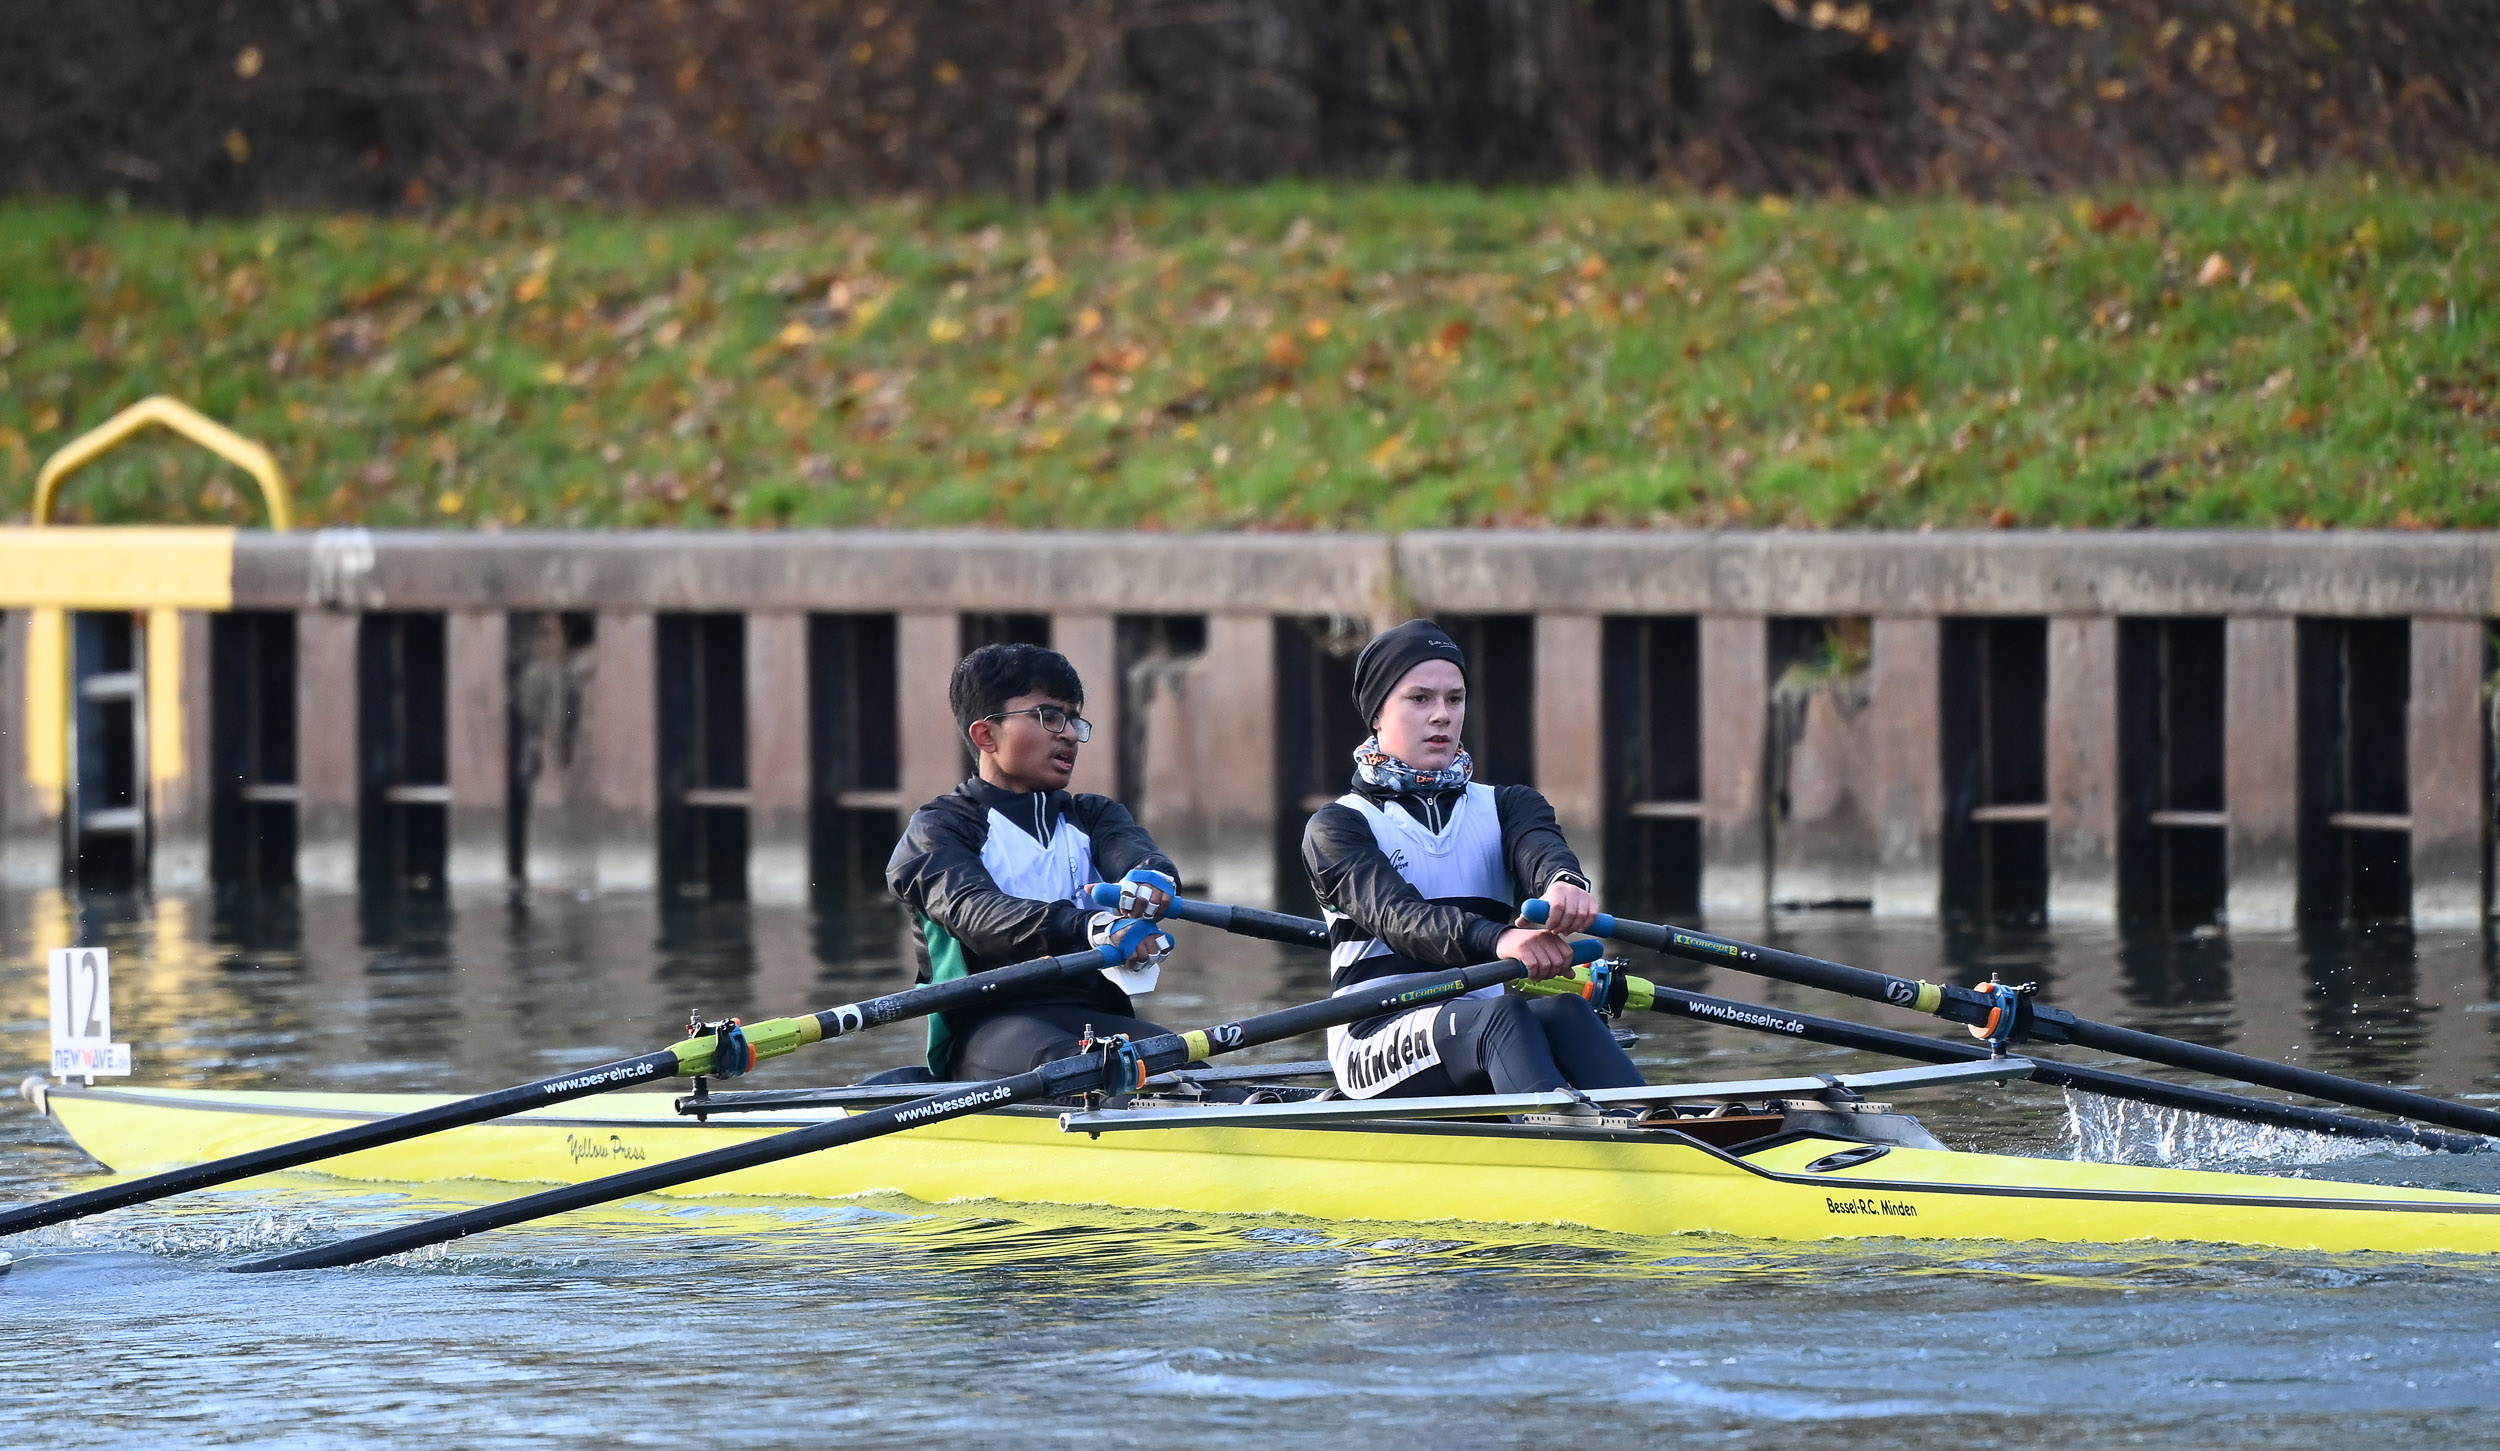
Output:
top-left (7, 886), bottom-right (2499, 1153)
top-left (6, 887), bottom-right (2500, 1445)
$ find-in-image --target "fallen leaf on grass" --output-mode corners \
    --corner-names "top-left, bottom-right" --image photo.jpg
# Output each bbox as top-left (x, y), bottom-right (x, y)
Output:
top-left (2088, 200), bottom-right (2149, 233)
top-left (2195, 252), bottom-right (2232, 287)
top-left (1090, 343), bottom-right (1149, 376)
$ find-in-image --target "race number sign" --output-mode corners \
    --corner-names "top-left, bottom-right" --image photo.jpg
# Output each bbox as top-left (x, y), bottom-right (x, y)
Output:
top-left (49, 947), bottom-right (132, 1077)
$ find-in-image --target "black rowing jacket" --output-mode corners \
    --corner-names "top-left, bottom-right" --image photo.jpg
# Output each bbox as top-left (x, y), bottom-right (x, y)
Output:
top-left (886, 777), bottom-right (1179, 1070)
top-left (1302, 777), bottom-right (1588, 991)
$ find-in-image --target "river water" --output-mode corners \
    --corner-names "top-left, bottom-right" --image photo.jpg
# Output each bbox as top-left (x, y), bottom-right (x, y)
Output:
top-left (5, 886), bottom-right (2499, 1446)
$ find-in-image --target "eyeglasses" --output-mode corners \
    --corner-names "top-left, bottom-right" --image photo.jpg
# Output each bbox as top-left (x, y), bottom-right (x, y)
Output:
top-left (984, 704), bottom-right (1093, 742)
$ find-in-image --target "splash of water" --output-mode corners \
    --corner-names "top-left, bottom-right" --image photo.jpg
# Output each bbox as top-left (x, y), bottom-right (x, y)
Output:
top-left (2061, 1089), bottom-right (2427, 1170)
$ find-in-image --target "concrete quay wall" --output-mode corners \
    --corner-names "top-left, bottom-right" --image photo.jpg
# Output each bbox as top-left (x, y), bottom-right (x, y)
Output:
top-left (4, 528), bottom-right (2494, 931)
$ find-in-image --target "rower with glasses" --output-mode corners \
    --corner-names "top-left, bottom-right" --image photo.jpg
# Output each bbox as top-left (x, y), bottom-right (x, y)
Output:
top-left (887, 643), bottom-right (1184, 1081)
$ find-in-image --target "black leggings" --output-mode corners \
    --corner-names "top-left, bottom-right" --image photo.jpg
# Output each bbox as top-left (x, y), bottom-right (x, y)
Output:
top-left (1360, 992), bottom-right (1643, 1099)
top-left (949, 1004), bottom-right (1170, 1081)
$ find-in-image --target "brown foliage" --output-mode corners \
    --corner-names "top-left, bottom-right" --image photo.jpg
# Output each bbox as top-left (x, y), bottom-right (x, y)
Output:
top-left (2, 0), bottom-right (2494, 210)
top-left (1910, 0), bottom-right (2500, 193)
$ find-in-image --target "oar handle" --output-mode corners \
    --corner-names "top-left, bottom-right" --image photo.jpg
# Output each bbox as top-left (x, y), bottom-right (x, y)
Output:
top-left (1086, 883), bottom-right (1329, 948)
top-left (1518, 897), bottom-right (1618, 937)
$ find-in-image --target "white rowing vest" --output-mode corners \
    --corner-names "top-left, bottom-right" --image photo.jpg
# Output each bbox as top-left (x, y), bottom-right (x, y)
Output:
top-left (980, 806), bottom-right (1156, 995)
top-left (1323, 783), bottom-right (1507, 1095)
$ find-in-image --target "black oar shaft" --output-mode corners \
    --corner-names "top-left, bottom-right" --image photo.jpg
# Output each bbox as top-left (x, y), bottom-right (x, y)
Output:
top-left (2051, 1017), bottom-right (2500, 1139)
top-left (1578, 910), bottom-right (2500, 1142)
top-left (0, 946), bottom-right (1111, 1239)
top-left (1105, 899), bottom-right (2469, 1149)
top-left (1173, 900), bottom-right (1330, 949)
top-left (1084, 885), bottom-right (1331, 949)
top-left (832, 948), bottom-right (1109, 1035)
top-left (235, 1069), bottom-right (1072, 1273)
top-left (0, 1048), bottom-right (679, 1238)
top-left (234, 953), bottom-right (1570, 1273)
top-left (1584, 979), bottom-right (2482, 1154)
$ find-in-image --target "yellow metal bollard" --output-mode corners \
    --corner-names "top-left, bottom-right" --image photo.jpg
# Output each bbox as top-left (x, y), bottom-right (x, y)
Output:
top-left (30, 394), bottom-right (293, 530)
top-left (13, 397), bottom-right (287, 862)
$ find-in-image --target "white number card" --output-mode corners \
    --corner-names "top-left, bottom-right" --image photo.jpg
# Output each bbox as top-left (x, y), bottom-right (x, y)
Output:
top-left (48, 947), bottom-right (133, 1078)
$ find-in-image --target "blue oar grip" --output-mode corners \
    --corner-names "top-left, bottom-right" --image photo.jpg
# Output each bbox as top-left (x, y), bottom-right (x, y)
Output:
top-left (1088, 880), bottom-right (1226, 930)
top-left (1518, 899), bottom-right (1619, 938)
top-left (1569, 937), bottom-right (1605, 965)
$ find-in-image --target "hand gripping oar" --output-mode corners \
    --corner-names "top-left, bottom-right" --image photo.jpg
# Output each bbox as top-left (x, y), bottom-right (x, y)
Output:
top-left (1084, 883), bottom-right (1329, 949)
top-left (230, 938), bottom-right (1607, 1273)
top-left (1515, 966), bottom-right (2487, 1154)
top-left (1522, 900), bottom-right (2500, 1143)
top-left (0, 943), bottom-right (1143, 1239)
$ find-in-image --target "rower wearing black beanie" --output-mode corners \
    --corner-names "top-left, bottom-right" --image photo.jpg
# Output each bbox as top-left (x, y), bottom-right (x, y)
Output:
top-left (1301, 619), bottom-right (1645, 1107)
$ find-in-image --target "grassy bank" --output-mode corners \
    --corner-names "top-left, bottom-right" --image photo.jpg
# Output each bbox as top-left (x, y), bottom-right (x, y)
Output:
top-left (2, 178), bottom-right (2494, 531)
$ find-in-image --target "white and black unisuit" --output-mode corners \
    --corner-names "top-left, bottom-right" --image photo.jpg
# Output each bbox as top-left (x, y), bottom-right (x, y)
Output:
top-left (887, 778), bottom-right (1178, 1077)
top-left (1302, 774), bottom-right (1634, 1100)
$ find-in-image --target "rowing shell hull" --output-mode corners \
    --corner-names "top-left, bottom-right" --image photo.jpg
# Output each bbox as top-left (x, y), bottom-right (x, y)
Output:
top-left (32, 1083), bottom-right (2500, 1256)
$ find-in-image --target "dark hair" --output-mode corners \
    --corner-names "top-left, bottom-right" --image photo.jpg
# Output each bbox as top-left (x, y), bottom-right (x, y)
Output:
top-left (950, 643), bottom-right (1085, 742)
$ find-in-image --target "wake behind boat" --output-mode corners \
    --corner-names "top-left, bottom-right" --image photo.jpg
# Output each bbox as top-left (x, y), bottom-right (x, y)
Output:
top-left (22, 1061), bottom-right (2500, 1257)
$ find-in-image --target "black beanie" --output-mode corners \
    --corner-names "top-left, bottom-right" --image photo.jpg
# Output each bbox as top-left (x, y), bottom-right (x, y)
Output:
top-left (1352, 619), bottom-right (1469, 726)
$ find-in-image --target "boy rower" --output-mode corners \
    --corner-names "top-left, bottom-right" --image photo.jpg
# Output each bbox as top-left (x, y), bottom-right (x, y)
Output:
top-left (1302, 619), bottom-right (1645, 1103)
top-left (887, 643), bottom-right (1179, 1080)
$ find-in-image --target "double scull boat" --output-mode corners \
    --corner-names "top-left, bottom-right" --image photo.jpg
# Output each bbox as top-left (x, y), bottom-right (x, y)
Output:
top-left (23, 1057), bottom-right (2500, 1257)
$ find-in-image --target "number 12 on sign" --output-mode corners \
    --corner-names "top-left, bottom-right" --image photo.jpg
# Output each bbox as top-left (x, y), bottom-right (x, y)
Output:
top-left (48, 948), bottom-right (132, 1079)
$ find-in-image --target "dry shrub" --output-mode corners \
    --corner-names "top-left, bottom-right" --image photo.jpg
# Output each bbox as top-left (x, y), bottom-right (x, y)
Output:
top-left (2, 0), bottom-right (2491, 210)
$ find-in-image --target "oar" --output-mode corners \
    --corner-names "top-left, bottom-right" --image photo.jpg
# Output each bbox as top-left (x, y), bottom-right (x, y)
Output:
top-left (230, 940), bottom-right (1607, 1273)
top-left (1099, 893), bottom-right (2465, 1150)
top-left (0, 943), bottom-right (1139, 1238)
top-left (1523, 900), bottom-right (2500, 1143)
top-left (1084, 883), bottom-right (1328, 948)
top-left (1515, 967), bottom-right (2487, 1154)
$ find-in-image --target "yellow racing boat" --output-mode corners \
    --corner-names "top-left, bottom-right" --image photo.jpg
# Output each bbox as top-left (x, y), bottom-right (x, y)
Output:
top-left (22, 1059), bottom-right (2500, 1258)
